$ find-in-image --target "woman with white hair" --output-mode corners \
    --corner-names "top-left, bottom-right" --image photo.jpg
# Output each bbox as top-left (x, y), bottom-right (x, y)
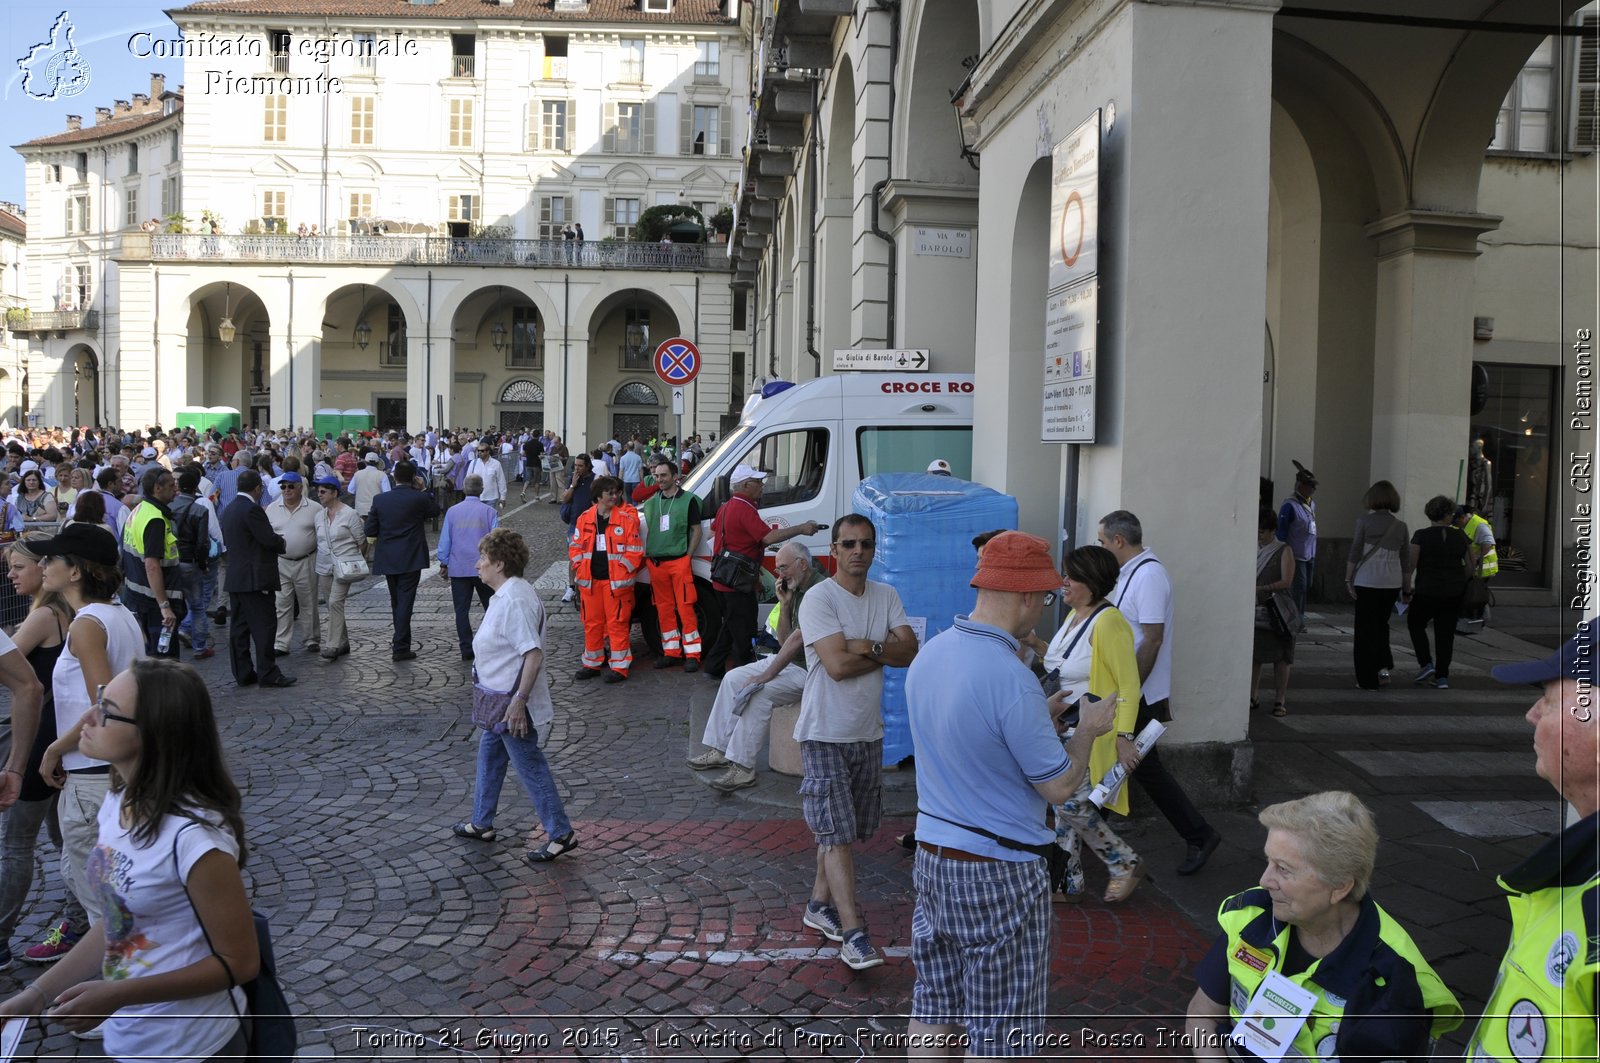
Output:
top-left (1185, 791), bottom-right (1460, 1061)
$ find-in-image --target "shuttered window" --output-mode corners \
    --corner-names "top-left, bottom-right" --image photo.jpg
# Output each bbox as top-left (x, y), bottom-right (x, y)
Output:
top-left (682, 103), bottom-right (732, 156)
top-left (605, 101), bottom-right (652, 154)
top-left (1577, 13), bottom-right (1598, 151)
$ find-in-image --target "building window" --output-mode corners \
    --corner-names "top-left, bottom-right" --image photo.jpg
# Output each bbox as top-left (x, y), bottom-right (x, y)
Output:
top-left (608, 101), bottom-right (645, 153)
top-left (448, 99), bottom-right (474, 148)
top-left (353, 32), bottom-right (376, 71)
top-left (1577, 11), bottom-right (1598, 151)
top-left (1493, 36), bottom-right (1561, 153)
top-left (270, 30), bottom-right (290, 74)
top-left (542, 35), bottom-right (568, 80)
top-left (690, 105), bottom-right (722, 156)
top-left (69, 264), bottom-right (91, 309)
top-left (621, 307), bottom-right (650, 368)
top-left (643, 0), bottom-right (671, 11)
top-left (694, 40), bottom-right (719, 79)
top-left (171, 132), bottom-right (180, 163)
top-left (732, 289), bottom-right (747, 331)
top-left (127, 143), bottom-right (139, 175)
top-left (448, 194), bottom-right (477, 223)
top-left (350, 96), bottom-right (374, 146)
top-left (349, 192), bottom-right (373, 228)
top-left (618, 38), bottom-right (644, 82)
top-left (75, 153), bottom-right (88, 181)
top-left (45, 164), bottom-right (60, 183)
top-left (451, 34), bottom-right (475, 78)
top-left (614, 380), bottom-right (659, 405)
top-left (264, 95), bottom-right (287, 142)
top-left (607, 196), bottom-right (641, 240)
top-left (125, 187), bottom-right (139, 228)
top-left (500, 378), bottom-right (545, 403)
top-left (162, 175), bottom-right (180, 217)
top-left (535, 99), bottom-right (571, 151)
top-left (262, 189), bottom-right (287, 231)
top-left (538, 195), bottom-right (571, 239)
top-left (508, 306), bottom-right (539, 368)
top-left (383, 304), bottom-right (407, 366)
top-left (65, 195), bottom-right (89, 234)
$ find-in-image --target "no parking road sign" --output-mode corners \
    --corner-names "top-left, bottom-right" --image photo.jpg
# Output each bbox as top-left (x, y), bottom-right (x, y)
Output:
top-left (654, 337), bottom-right (701, 386)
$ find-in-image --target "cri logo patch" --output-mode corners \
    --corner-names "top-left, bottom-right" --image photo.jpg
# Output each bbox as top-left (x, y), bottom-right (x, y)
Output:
top-left (1546, 931), bottom-right (1579, 988)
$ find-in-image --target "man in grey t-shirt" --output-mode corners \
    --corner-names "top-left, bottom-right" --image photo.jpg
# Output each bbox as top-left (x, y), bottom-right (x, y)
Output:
top-left (795, 513), bottom-right (916, 971)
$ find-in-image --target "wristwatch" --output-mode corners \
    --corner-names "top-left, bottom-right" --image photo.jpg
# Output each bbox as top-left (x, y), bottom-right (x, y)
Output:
top-left (1118, 732), bottom-right (1135, 740)
top-left (871, 641), bottom-right (884, 657)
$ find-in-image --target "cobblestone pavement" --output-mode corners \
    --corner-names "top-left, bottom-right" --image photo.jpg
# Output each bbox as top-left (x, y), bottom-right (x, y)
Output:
top-left (0, 497), bottom-right (1563, 1059)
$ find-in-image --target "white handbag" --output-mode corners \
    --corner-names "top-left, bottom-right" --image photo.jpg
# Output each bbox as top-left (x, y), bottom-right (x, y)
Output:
top-left (334, 555), bottom-right (370, 583)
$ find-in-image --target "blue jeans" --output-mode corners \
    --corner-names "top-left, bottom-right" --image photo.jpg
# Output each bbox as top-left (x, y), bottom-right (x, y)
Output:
top-left (177, 562), bottom-right (215, 651)
top-left (471, 728), bottom-right (572, 840)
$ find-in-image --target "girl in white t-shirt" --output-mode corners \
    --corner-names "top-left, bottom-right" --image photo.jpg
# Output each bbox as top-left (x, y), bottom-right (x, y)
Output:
top-left (0, 659), bottom-right (257, 1062)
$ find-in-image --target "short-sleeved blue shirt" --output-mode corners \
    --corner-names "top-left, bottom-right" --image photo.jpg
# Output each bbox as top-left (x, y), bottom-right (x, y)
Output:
top-left (906, 615), bottom-right (1072, 860)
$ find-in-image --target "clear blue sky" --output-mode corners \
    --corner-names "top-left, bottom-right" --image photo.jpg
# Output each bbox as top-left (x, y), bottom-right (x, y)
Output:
top-left (2, 0), bottom-right (184, 207)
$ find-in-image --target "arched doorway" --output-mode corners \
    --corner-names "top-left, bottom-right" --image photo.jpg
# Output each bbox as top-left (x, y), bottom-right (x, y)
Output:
top-left (182, 282), bottom-right (269, 424)
top-left (70, 347), bottom-right (99, 426)
top-left (451, 285), bottom-right (544, 430)
top-left (322, 283), bottom-right (412, 428)
top-left (497, 378), bottom-right (545, 433)
top-left (0, 369), bottom-right (15, 430)
top-left (609, 380), bottom-right (663, 441)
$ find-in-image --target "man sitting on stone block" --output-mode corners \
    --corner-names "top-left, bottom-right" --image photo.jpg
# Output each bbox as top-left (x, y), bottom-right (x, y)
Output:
top-left (688, 541), bottom-right (820, 792)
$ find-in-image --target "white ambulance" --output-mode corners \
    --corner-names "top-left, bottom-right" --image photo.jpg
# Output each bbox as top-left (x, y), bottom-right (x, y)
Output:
top-left (634, 372), bottom-right (975, 652)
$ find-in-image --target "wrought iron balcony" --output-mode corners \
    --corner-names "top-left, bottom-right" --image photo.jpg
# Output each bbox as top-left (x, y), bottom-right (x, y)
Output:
top-left (134, 233), bottom-right (732, 271)
top-left (7, 309), bottom-right (99, 334)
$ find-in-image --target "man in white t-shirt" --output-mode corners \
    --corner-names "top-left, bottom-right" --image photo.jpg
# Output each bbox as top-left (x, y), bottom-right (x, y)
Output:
top-left (795, 513), bottom-right (917, 971)
top-left (1097, 509), bottom-right (1222, 876)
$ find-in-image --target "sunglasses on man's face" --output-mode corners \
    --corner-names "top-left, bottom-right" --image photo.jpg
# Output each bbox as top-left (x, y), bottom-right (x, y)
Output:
top-left (834, 538), bottom-right (876, 551)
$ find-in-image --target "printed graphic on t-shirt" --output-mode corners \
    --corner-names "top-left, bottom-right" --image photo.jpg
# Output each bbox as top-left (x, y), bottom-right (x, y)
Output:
top-left (88, 844), bottom-right (157, 979)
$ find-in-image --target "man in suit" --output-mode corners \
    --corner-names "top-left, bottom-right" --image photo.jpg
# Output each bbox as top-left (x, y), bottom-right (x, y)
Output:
top-left (220, 469), bottom-right (296, 688)
top-left (365, 460), bottom-right (440, 662)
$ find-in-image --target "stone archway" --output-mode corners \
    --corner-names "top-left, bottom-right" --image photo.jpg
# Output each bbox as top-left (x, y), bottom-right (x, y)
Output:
top-left (609, 380), bottom-right (663, 442)
top-left (69, 347), bottom-right (99, 427)
top-left (497, 377), bottom-right (545, 433)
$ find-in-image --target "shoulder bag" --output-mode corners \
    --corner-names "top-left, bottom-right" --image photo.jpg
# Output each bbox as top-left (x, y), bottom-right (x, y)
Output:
top-left (333, 556), bottom-right (370, 583)
top-left (174, 824), bottom-right (298, 1063)
top-left (471, 669), bottom-right (515, 731)
top-left (1041, 604), bottom-right (1110, 700)
top-left (710, 497), bottom-right (762, 592)
top-left (919, 809), bottom-right (1069, 894)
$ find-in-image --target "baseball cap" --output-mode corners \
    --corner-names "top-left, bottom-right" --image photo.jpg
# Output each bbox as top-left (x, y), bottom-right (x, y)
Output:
top-left (927, 459), bottom-right (953, 475)
top-left (365, 453), bottom-right (382, 465)
top-left (731, 464), bottom-right (768, 484)
top-left (278, 471), bottom-right (304, 484)
top-left (28, 523), bottom-right (120, 568)
top-left (312, 475), bottom-right (342, 491)
top-left (1491, 622), bottom-right (1595, 686)
top-left (970, 532), bottom-right (1060, 594)
top-left (18, 460), bottom-right (38, 474)
top-left (141, 447), bottom-right (157, 458)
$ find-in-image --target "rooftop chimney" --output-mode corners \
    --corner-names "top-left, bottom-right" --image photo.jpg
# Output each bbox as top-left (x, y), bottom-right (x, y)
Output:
top-left (113, 99), bottom-right (131, 116)
top-left (95, 107), bottom-right (112, 123)
top-left (65, 115), bottom-right (82, 131)
top-left (150, 73), bottom-right (165, 98)
top-left (133, 93), bottom-right (150, 111)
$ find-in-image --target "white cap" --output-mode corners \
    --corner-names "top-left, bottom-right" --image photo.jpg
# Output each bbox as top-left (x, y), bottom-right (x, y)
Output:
top-left (18, 460), bottom-right (38, 474)
top-left (731, 463), bottom-right (768, 484)
top-left (927, 458), bottom-right (953, 475)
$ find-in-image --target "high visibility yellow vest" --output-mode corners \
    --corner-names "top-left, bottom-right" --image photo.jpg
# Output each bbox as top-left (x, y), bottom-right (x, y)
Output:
top-left (1467, 816), bottom-right (1599, 1062)
top-left (1463, 513), bottom-right (1499, 577)
top-left (1216, 888), bottom-right (1460, 1061)
top-left (120, 499), bottom-right (180, 600)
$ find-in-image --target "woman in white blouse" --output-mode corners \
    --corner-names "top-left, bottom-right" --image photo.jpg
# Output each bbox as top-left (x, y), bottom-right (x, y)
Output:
top-left (1345, 480), bottom-right (1413, 690)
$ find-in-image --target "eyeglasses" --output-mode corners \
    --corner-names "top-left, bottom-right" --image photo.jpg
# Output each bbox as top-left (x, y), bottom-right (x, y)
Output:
top-left (94, 684), bottom-right (137, 727)
top-left (1042, 591), bottom-right (1057, 607)
top-left (834, 538), bottom-right (876, 550)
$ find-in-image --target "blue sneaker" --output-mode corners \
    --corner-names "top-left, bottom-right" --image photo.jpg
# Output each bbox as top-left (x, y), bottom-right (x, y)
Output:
top-left (1433, 676), bottom-right (1450, 690)
top-left (1414, 664), bottom-right (1435, 684)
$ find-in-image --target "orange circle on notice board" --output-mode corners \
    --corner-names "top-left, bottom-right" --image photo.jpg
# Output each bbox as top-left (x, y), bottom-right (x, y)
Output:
top-left (1060, 189), bottom-right (1085, 269)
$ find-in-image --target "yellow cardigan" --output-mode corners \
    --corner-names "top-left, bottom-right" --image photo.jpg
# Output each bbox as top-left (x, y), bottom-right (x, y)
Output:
top-left (1078, 606), bottom-right (1142, 815)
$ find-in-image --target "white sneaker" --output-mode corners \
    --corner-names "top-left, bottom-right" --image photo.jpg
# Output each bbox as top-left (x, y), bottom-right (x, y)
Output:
top-left (561, 588), bottom-right (575, 603)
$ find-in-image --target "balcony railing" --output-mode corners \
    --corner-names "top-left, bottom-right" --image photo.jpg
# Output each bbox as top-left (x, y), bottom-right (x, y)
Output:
top-left (8, 309), bottom-right (99, 334)
top-left (137, 234), bottom-right (732, 271)
top-left (452, 54), bottom-right (476, 78)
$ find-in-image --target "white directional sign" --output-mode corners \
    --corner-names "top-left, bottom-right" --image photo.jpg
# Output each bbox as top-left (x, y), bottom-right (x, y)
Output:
top-left (832, 348), bottom-right (930, 372)
top-left (671, 386), bottom-right (684, 415)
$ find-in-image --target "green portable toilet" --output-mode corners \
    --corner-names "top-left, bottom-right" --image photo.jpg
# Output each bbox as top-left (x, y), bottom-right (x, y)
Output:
top-left (341, 408), bottom-right (376, 436)
top-left (313, 408), bottom-right (343, 439)
top-left (177, 407), bottom-right (241, 434)
top-left (175, 407), bottom-right (210, 433)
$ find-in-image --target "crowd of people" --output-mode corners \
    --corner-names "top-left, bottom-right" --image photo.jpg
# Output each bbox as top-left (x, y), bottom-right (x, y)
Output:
top-left (0, 421), bottom-right (1581, 1059)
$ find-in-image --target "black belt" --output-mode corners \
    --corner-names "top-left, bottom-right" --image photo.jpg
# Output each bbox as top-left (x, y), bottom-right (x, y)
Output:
top-left (285, 554), bottom-right (313, 561)
top-left (67, 765), bottom-right (110, 776)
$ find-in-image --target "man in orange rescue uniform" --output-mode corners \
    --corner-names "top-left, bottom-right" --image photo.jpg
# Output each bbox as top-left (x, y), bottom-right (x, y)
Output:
top-left (642, 457), bottom-right (705, 672)
top-left (570, 475), bottom-right (644, 683)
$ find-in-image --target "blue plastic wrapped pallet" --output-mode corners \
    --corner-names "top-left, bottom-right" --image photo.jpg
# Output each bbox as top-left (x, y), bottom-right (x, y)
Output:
top-left (851, 473), bottom-right (1019, 766)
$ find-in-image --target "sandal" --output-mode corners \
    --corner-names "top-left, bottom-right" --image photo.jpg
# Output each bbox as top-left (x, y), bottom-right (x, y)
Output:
top-left (1272, 702), bottom-right (1288, 717)
top-left (1103, 859), bottom-right (1147, 904)
top-left (451, 821), bottom-right (496, 841)
top-left (526, 831), bottom-right (579, 864)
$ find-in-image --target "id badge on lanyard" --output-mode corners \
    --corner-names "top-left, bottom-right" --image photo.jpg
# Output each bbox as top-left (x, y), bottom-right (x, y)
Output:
top-left (1230, 969), bottom-right (1317, 1063)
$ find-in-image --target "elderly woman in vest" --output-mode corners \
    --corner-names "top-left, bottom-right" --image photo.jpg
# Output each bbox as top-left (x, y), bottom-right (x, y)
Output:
top-left (1186, 791), bottom-right (1460, 1061)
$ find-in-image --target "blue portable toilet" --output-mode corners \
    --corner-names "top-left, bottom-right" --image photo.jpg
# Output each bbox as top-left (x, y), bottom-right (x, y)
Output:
top-left (852, 473), bottom-right (1019, 766)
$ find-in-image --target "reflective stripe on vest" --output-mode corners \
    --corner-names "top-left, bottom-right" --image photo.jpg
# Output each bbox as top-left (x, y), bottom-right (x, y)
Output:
top-left (569, 504), bottom-right (643, 589)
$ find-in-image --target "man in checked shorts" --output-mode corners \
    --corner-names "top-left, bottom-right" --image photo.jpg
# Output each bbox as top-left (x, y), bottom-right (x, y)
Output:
top-left (795, 513), bottom-right (918, 970)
